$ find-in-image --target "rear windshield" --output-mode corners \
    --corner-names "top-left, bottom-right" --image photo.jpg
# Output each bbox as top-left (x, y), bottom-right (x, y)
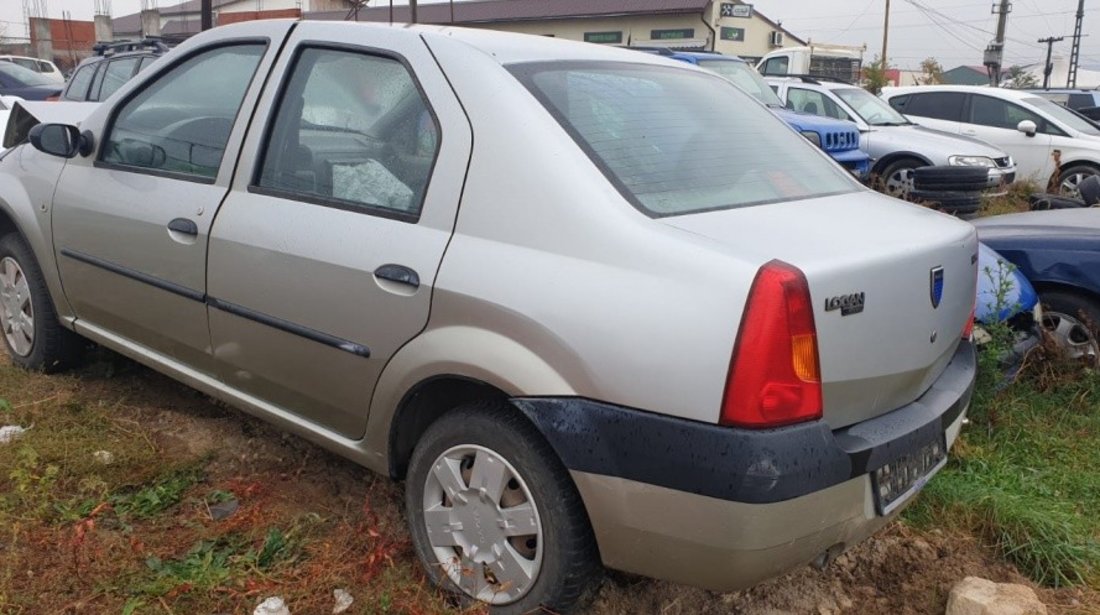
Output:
top-left (0, 62), bottom-right (53, 87)
top-left (510, 61), bottom-right (858, 217)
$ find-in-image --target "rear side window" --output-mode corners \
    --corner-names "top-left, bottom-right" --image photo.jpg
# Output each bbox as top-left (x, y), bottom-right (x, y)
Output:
top-left (99, 57), bottom-right (141, 101)
top-left (256, 47), bottom-right (439, 218)
top-left (904, 92), bottom-right (966, 121)
top-left (1069, 93), bottom-right (1094, 110)
top-left (786, 87), bottom-right (851, 121)
top-left (511, 61), bottom-right (858, 217)
top-left (63, 65), bottom-right (95, 101)
top-left (101, 44), bottom-right (266, 180)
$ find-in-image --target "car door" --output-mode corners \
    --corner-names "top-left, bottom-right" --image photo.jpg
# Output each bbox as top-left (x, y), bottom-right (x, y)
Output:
top-left (963, 94), bottom-right (1055, 185)
top-left (206, 22), bottom-right (472, 438)
top-left (51, 21), bottom-right (293, 375)
top-left (897, 91), bottom-right (967, 134)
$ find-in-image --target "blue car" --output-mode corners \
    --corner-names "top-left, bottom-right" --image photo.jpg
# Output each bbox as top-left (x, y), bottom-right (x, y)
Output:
top-left (975, 243), bottom-right (1041, 364)
top-left (652, 50), bottom-right (872, 179)
top-left (975, 209), bottom-right (1100, 362)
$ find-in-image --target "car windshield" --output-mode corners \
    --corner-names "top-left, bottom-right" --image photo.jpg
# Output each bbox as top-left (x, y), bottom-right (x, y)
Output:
top-left (0, 62), bottom-right (53, 87)
top-left (695, 59), bottom-right (785, 107)
top-left (1025, 96), bottom-right (1100, 136)
top-left (833, 87), bottom-right (911, 126)
top-left (511, 61), bottom-right (858, 217)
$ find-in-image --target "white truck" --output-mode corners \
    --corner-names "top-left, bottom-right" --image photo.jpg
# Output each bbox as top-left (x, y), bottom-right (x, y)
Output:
top-left (757, 44), bottom-right (864, 83)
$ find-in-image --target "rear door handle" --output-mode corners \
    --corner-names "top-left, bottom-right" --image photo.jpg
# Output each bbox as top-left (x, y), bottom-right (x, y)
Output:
top-left (374, 263), bottom-right (420, 289)
top-left (167, 218), bottom-right (198, 236)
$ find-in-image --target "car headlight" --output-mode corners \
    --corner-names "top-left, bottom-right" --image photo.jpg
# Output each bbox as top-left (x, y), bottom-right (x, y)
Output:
top-left (800, 131), bottom-right (822, 147)
top-left (948, 155), bottom-right (996, 168)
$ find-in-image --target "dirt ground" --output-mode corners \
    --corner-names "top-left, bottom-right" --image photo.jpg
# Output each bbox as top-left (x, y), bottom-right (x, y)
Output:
top-left (2, 352), bottom-right (1098, 615)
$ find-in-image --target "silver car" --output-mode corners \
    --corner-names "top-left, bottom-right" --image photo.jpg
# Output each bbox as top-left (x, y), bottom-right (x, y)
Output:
top-left (0, 21), bottom-right (977, 614)
top-left (767, 76), bottom-right (1017, 197)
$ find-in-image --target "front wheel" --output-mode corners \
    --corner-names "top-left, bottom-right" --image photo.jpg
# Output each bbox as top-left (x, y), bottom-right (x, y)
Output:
top-left (877, 158), bottom-right (922, 199)
top-left (1041, 290), bottom-right (1100, 365)
top-left (405, 402), bottom-right (601, 614)
top-left (0, 233), bottom-right (82, 371)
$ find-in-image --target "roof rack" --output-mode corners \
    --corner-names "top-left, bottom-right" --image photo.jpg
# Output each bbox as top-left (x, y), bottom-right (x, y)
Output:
top-left (92, 38), bottom-right (170, 57)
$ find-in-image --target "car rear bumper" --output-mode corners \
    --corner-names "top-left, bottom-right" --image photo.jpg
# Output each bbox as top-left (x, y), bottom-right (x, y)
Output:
top-left (513, 340), bottom-right (976, 591)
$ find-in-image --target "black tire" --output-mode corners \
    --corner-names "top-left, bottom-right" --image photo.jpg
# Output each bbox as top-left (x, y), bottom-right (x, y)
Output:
top-left (1040, 290), bottom-right (1100, 365)
top-left (909, 190), bottom-right (982, 215)
top-left (405, 401), bottom-right (601, 615)
top-left (0, 232), bottom-right (83, 372)
top-left (1053, 163), bottom-right (1100, 197)
top-left (912, 166), bottom-right (990, 192)
top-left (876, 157), bottom-right (924, 198)
top-left (1029, 193), bottom-right (1085, 210)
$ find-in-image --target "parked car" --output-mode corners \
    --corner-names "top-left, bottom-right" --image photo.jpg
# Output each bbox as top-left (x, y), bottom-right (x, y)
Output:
top-left (974, 209), bottom-right (1100, 362)
top-left (756, 44), bottom-right (864, 83)
top-left (769, 77), bottom-right (1016, 198)
top-left (0, 21), bottom-right (980, 614)
top-left (645, 50), bottom-right (871, 177)
top-left (883, 85), bottom-right (1100, 196)
top-left (1027, 88), bottom-right (1100, 122)
top-left (0, 55), bottom-right (64, 84)
top-left (974, 242), bottom-right (1042, 366)
top-left (0, 62), bottom-right (63, 100)
top-left (61, 39), bottom-right (168, 103)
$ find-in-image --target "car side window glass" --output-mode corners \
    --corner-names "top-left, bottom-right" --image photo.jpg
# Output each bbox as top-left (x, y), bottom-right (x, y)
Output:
top-left (887, 94), bottom-right (910, 111)
top-left (969, 95), bottom-right (1058, 134)
top-left (89, 62), bottom-right (107, 101)
top-left (101, 44), bottom-right (266, 180)
top-left (99, 57), bottom-right (140, 101)
top-left (137, 55), bottom-right (158, 73)
top-left (63, 65), bottom-right (94, 101)
top-left (761, 57), bottom-right (789, 75)
top-left (787, 87), bottom-right (847, 120)
top-left (904, 92), bottom-right (965, 121)
top-left (1069, 94), bottom-right (1093, 109)
top-left (256, 47), bottom-right (440, 218)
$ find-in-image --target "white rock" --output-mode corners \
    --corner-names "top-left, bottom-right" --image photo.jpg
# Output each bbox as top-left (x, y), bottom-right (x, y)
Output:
top-left (332, 589), bottom-right (353, 614)
top-left (947, 577), bottom-right (1048, 615)
top-left (0, 425), bottom-right (27, 444)
top-left (253, 597), bottom-right (290, 615)
top-left (92, 450), bottom-right (114, 465)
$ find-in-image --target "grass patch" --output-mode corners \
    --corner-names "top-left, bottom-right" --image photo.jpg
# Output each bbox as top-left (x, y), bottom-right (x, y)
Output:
top-left (907, 347), bottom-right (1100, 588)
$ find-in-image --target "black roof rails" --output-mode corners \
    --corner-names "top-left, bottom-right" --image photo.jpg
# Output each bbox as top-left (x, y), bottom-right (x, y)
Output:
top-left (92, 38), bottom-right (171, 57)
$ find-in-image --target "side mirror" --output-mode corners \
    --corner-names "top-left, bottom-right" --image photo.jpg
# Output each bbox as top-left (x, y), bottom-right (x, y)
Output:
top-left (28, 123), bottom-right (81, 158)
top-left (1017, 120), bottom-right (1038, 137)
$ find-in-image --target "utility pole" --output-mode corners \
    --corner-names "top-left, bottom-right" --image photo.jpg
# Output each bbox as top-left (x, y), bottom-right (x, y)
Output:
top-left (1038, 36), bottom-right (1064, 89)
top-left (1068, 0), bottom-right (1086, 87)
top-left (200, 0), bottom-right (212, 30)
top-left (881, 0), bottom-right (891, 69)
top-left (409, 0), bottom-right (417, 23)
top-left (984, 0), bottom-right (1012, 85)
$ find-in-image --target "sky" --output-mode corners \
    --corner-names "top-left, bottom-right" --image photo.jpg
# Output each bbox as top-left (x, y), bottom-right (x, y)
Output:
top-left (5, 0), bottom-right (1100, 71)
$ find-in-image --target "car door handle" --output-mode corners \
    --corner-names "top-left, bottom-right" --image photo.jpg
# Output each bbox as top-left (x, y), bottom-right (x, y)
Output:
top-left (374, 263), bottom-right (420, 289)
top-left (167, 218), bottom-right (198, 236)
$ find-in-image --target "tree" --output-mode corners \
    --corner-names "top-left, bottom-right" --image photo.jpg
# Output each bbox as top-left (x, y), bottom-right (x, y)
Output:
top-left (863, 55), bottom-right (891, 94)
top-left (1005, 65), bottom-right (1039, 88)
top-left (918, 57), bottom-right (945, 85)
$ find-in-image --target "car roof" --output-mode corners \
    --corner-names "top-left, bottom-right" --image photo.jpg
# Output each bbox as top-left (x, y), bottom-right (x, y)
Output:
top-left (881, 85), bottom-right (1043, 101)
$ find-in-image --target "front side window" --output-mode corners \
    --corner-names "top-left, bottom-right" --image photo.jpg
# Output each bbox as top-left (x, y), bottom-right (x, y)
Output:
top-left (98, 57), bottom-right (140, 101)
top-left (102, 44), bottom-right (266, 180)
top-left (833, 87), bottom-right (910, 126)
top-left (512, 61), bottom-right (858, 217)
top-left (761, 56), bottom-right (789, 76)
top-left (63, 65), bottom-right (95, 101)
top-left (257, 47), bottom-right (439, 218)
top-left (787, 87), bottom-right (849, 121)
top-left (1024, 96), bottom-right (1100, 136)
top-left (904, 92), bottom-right (966, 122)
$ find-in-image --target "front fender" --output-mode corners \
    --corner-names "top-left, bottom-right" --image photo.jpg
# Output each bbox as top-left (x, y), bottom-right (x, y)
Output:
top-left (0, 145), bottom-right (74, 322)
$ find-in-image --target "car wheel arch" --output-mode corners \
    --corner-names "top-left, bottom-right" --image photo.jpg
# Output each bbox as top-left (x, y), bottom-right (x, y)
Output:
top-left (872, 153), bottom-right (932, 176)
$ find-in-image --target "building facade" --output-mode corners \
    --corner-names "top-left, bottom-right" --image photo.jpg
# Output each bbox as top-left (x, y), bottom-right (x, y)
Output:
top-left (309, 0), bottom-right (804, 63)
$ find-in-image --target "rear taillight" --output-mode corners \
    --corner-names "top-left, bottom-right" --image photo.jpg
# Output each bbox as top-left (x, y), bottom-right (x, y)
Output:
top-left (721, 260), bottom-right (822, 428)
top-left (962, 305), bottom-right (976, 340)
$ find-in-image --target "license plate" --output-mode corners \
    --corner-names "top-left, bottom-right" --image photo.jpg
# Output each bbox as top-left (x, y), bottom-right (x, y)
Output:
top-left (871, 437), bottom-right (947, 515)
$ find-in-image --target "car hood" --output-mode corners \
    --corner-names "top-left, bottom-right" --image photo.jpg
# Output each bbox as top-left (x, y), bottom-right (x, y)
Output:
top-left (867, 124), bottom-right (1006, 158)
top-left (973, 208), bottom-right (1100, 242)
top-left (2, 99), bottom-right (99, 149)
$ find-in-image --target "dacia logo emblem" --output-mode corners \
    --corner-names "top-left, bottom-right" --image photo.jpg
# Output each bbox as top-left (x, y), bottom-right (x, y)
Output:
top-left (930, 267), bottom-right (945, 309)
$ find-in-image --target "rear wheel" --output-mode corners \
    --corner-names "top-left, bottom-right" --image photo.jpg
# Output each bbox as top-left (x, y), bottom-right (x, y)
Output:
top-left (0, 233), bottom-right (82, 371)
top-left (1041, 290), bottom-right (1100, 365)
top-left (405, 402), bottom-right (601, 614)
top-left (1056, 164), bottom-right (1100, 197)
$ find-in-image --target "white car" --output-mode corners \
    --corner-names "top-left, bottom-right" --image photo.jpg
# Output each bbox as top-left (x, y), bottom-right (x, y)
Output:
top-left (0, 55), bottom-right (64, 84)
top-left (882, 85), bottom-right (1100, 194)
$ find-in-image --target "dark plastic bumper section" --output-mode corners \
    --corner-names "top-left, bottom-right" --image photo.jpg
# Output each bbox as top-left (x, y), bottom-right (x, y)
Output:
top-left (513, 340), bottom-right (976, 505)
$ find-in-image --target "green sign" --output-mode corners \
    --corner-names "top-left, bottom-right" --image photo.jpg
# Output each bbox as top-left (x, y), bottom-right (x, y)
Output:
top-left (584, 31), bottom-right (623, 44)
top-left (651, 28), bottom-right (695, 41)
top-left (720, 27), bottom-right (746, 41)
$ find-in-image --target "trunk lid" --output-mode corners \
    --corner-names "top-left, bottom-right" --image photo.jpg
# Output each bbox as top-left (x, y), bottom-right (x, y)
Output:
top-left (664, 191), bottom-right (977, 429)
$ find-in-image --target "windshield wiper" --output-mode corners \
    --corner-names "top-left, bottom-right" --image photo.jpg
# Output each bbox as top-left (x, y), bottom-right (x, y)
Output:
top-left (871, 121), bottom-right (912, 126)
